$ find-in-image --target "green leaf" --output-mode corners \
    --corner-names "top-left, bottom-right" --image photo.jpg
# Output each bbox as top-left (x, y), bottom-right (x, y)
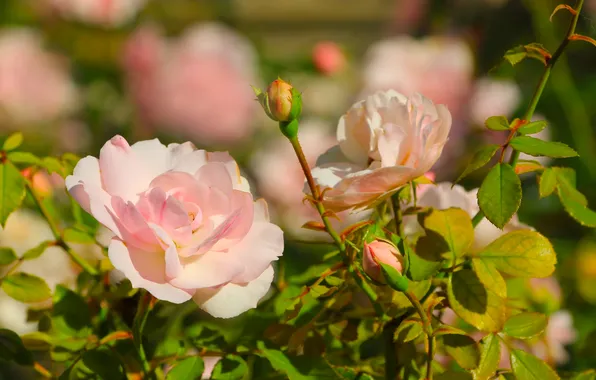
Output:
top-left (0, 161), bottom-right (26, 227)
top-left (423, 208), bottom-right (474, 258)
top-left (447, 269), bottom-right (506, 332)
top-left (473, 334), bottom-right (500, 380)
top-left (3, 133), bottom-right (23, 151)
top-left (510, 349), bottom-right (559, 380)
top-left (557, 181), bottom-right (596, 227)
top-left (432, 325), bottom-right (468, 337)
top-left (0, 328), bottom-right (33, 365)
top-left (41, 157), bottom-right (64, 176)
top-left (22, 240), bottom-right (52, 261)
top-left (436, 371), bottom-right (473, 380)
top-left (21, 332), bottom-right (53, 351)
top-left (0, 247), bottom-right (17, 265)
top-left (474, 230), bottom-right (556, 278)
top-left (485, 116), bottom-right (510, 131)
top-left (443, 334), bottom-right (480, 370)
top-left (518, 121), bottom-right (547, 135)
top-left (1, 273), bottom-right (51, 303)
top-left (504, 44), bottom-right (551, 66)
top-left (456, 145), bottom-right (501, 183)
top-left (503, 312), bottom-right (547, 339)
top-left (379, 262), bottom-right (409, 292)
top-left (63, 227), bottom-right (95, 244)
top-left (510, 136), bottom-right (578, 158)
top-left (68, 346), bottom-right (126, 380)
top-left (478, 163), bottom-right (521, 229)
top-left (539, 168), bottom-right (557, 198)
top-left (166, 357), bottom-right (204, 380)
top-left (7, 151), bottom-right (41, 166)
top-left (211, 355), bottom-right (248, 380)
top-left (393, 319), bottom-right (423, 343)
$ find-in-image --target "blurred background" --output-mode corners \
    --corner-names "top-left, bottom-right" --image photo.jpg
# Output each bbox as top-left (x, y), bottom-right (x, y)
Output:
top-left (1, 0), bottom-right (596, 374)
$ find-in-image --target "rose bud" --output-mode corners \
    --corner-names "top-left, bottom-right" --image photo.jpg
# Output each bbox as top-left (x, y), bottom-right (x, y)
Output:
top-left (253, 78), bottom-right (302, 124)
top-left (363, 240), bottom-right (404, 283)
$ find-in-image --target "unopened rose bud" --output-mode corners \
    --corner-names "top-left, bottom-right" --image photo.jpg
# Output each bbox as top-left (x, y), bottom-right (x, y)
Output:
top-left (253, 79), bottom-right (302, 125)
top-left (363, 240), bottom-right (404, 283)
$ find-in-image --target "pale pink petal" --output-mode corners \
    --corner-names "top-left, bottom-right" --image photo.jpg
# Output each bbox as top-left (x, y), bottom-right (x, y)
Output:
top-left (230, 221), bottom-right (284, 283)
top-left (206, 151), bottom-right (250, 191)
top-left (169, 250), bottom-right (245, 289)
top-left (194, 162), bottom-right (234, 198)
top-left (108, 239), bottom-right (193, 303)
top-left (65, 156), bottom-right (120, 234)
top-left (193, 265), bottom-right (274, 318)
top-left (109, 196), bottom-right (160, 251)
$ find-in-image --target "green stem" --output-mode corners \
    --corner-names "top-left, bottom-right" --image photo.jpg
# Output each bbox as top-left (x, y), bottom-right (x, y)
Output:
top-left (134, 290), bottom-right (154, 378)
top-left (404, 291), bottom-right (434, 380)
top-left (25, 181), bottom-right (98, 276)
top-left (472, 0), bottom-right (585, 224)
top-left (288, 136), bottom-right (346, 254)
top-left (391, 193), bottom-right (402, 235)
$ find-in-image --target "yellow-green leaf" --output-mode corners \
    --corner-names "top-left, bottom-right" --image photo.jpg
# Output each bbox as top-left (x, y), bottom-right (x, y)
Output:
top-left (473, 334), bottom-right (500, 380)
top-left (475, 230), bottom-right (556, 278)
top-left (423, 208), bottom-right (474, 258)
top-left (485, 116), bottom-right (510, 131)
top-left (443, 334), bottom-right (480, 370)
top-left (510, 349), bottom-right (559, 380)
top-left (0, 161), bottom-right (26, 227)
top-left (1, 273), bottom-right (51, 303)
top-left (22, 241), bottom-right (52, 261)
top-left (539, 168), bottom-right (557, 198)
top-left (393, 319), bottom-right (423, 343)
top-left (503, 312), bottom-right (548, 339)
top-left (472, 259), bottom-right (507, 298)
top-left (518, 121), bottom-right (547, 135)
top-left (0, 247), bottom-right (17, 265)
top-left (166, 357), bottom-right (204, 380)
top-left (447, 270), bottom-right (506, 332)
top-left (3, 132), bottom-right (23, 151)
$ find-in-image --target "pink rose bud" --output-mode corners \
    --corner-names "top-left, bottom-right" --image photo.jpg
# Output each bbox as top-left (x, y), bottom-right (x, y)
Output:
top-left (312, 41), bottom-right (346, 75)
top-left (267, 79), bottom-right (294, 122)
top-left (363, 240), bottom-right (404, 282)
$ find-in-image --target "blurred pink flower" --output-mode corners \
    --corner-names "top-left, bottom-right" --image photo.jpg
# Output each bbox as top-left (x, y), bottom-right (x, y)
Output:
top-left (312, 41), bottom-right (346, 76)
top-left (46, 0), bottom-right (147, 27)
top-left (311, 90), bottom-right (451, 212)
top-left (66, 136), bottom-right (283, 318)
top-left (469, 78), bottom-right (521, 126)
top-left (123, 23), bottom-right (259, 145)
top-left (362, 36), bottom-right (474, 118)
top-left (0, 29), bottom-right (77, 126)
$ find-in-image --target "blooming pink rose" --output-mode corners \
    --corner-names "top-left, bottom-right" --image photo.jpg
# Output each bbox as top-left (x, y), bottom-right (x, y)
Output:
top-left (311, 90), bottom-right (451, 212)
top-left (403, 182), bottom-right (531, 250)
top-left (46, 0), bottom-right (147, 27)
top-left (362, 36), bottom-right (474, 118)
top-left (65, 136), bottom-right (284, 318)
top-left (362, 240), bottom-right (403, 282)
top-left (312, 41), bottom-right (346, 76)
top-left (123, 23), bottom-right (258, 144)
top-left (0, 29), bottom-right (77, 126)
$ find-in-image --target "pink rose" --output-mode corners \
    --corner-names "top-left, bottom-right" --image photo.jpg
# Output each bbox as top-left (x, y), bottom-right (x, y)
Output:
top-left (362, 36), bottom-right (474, 118)
top-left (65, 136), bottom-right (284, 318)
top-left (0, 29), bottom-right (77, 126)
top-left (46, 0), bottom-right (147, 27)
top-left (123, 23), bottom-right (258, 144)
top-left (362, 240), bottom-right (404, 282)
top-left (312, 41), bottom-right (346, 76)
top-left (311, 90), bottom-right (451, 212)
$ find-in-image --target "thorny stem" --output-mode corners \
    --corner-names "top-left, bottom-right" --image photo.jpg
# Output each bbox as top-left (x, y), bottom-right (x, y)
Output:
top-left (24, 180), bottom-right (98, 276)
top-left (404, 290), bottom-right (434, 380)
top-left (472, 0), bottom-right (585, 225)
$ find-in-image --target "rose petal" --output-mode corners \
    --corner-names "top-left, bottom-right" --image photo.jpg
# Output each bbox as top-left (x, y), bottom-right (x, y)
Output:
top-left (108, 239), bottom-right (193, 303)
top-left (193, 265), bottom-right (274, 318)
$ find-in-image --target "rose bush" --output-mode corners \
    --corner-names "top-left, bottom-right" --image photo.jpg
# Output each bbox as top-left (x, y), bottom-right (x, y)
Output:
top-left (66, 135), bottom-right (283, 318)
